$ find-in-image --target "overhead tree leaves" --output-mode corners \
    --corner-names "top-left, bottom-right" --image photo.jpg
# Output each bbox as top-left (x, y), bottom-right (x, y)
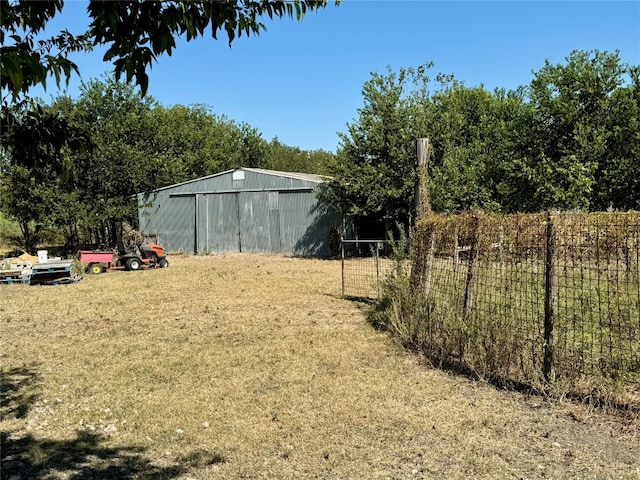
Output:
top-left (1, 0), bottom-right (335, 101)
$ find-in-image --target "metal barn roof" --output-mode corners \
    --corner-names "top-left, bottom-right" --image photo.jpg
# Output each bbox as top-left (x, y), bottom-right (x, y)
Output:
top-left (145, 167), bottom-right (329, 194)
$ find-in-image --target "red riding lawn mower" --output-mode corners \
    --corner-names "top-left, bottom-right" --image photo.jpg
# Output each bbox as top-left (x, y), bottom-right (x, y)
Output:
top-left (77, 241), bottom-right (169, 274)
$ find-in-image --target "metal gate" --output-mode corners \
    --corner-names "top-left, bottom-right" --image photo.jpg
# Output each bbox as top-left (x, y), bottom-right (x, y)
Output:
top-left (341, 239), bottom-right (390, 299)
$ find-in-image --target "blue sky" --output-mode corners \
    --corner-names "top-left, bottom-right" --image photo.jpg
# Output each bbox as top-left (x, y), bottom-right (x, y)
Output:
top-left (35, 1), bottom-right (640, 153)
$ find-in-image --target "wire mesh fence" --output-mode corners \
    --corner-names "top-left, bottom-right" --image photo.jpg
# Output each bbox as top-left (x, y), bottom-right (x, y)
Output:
top-left (341, 240), bottom-right (392, 299)
top-left (409, 211), bottom-right (640, 394)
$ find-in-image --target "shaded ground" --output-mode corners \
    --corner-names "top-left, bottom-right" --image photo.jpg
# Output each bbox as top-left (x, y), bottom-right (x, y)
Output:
top-left (1, 254), bottom-right (638, 479)
top-left (1, 365), bottom-right (186, 480)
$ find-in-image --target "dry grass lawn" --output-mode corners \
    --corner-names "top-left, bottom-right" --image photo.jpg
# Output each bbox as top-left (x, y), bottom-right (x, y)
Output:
top-left (1, 254), bottom-right (639, 479)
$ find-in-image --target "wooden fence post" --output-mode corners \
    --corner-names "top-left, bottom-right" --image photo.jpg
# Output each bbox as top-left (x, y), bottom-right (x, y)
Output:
top-left (543, 210), bottom-right (558, 383)
top-left (423, 231), bottom-right (435, 297)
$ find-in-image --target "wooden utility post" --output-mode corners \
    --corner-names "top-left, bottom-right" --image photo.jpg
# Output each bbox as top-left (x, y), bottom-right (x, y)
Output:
top-left (415, 137), bottom-right (431, 218)
top-left (411, 138), bottom-right (433, 294)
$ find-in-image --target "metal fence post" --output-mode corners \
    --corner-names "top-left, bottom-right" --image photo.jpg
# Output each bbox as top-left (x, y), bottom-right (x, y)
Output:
top-left (423, 231), bottom-right (435, 297)
top-left (544, 210), bottom-right (558, 383)
top-left (375, 242), bottom-right (380, 299)
top-left (462, 214), bottom-right (480, 317)
top-left (341, 240), bottom-right (345, 297)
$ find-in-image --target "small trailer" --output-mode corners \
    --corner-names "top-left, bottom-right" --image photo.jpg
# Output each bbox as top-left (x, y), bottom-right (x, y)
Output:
top-left (76, 250), bottom-right (118, 274)
top-left (76, 243), bottom-right (169, 274)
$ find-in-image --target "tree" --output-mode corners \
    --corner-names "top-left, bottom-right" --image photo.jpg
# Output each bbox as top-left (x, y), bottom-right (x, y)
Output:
top-left (426, 84), bottom-right (526, 213)
top-left (262, 137), bottom-right (333, 174)
top-left (515, 50), bottom-right (628, 211)
top-left (55, 80), bottom-right (255, 245)
top-left (147, 103), bottom-right (267, 180)
top-left (0, 105), bottom-right (86, 251)
top-left (0, 1), bottom-right (90, 105)
top-left (1, 0), bottom-right (335, 103)
top-left (320, 65), bottom-right (433, 236)
top-left (591, 65), bottom-right (640, 210)
top-left (321, 64), bottom-right (516, 230)
top-left (67, 79), bottom-right (159, 243)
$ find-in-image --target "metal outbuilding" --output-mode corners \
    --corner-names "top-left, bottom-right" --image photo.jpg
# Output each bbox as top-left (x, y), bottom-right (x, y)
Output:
top-left (137, 168), bottom-right (343, 257)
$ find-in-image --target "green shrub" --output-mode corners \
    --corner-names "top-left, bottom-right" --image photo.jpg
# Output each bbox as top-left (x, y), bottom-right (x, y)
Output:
top-left (0, 211), bottom-right (20, 253)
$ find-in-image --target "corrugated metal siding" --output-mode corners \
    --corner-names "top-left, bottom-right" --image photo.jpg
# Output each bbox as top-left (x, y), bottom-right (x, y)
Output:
top-left (279, 191), bottom-right (340, 256)
top-left (205, 194), bottom-right (240, 253)
top-left (138, 191), bottom-right (194, 253)
top-left (138, 168), bottom-right (342, 257)
top-left (238, 191), bottom-right (272, 253)
top-left (162, 196), bottom-right (195, 253)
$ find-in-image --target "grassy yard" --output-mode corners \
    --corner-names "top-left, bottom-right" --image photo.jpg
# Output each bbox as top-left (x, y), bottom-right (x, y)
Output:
top-left (1, 254), bottom-right (639, 479)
